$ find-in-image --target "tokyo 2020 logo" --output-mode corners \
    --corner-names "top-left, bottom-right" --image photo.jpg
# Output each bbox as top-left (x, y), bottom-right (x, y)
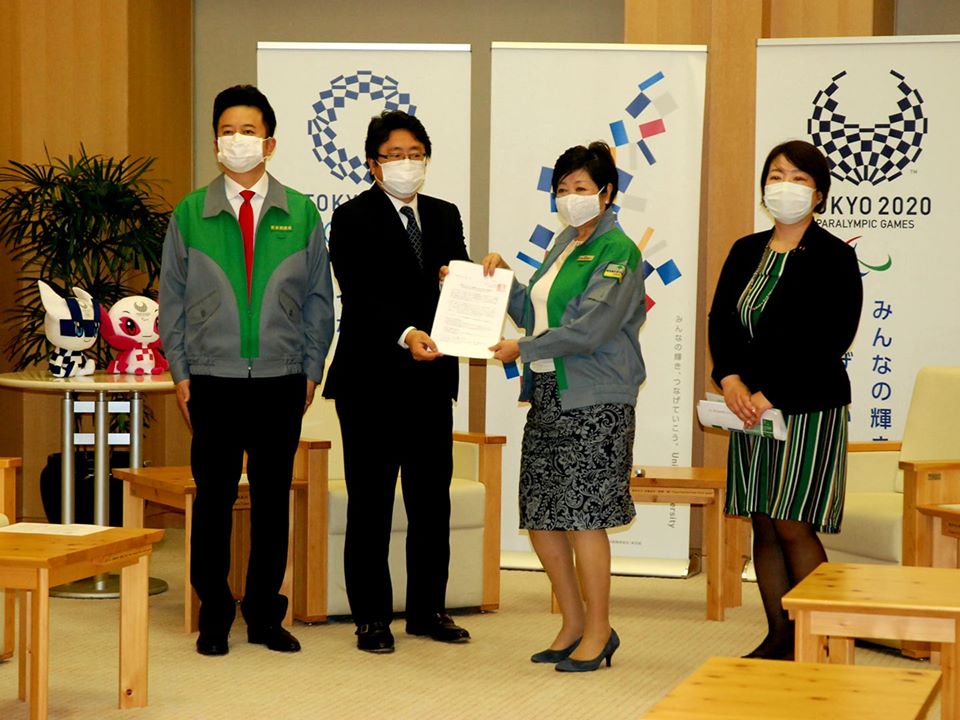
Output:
top-left (807, 69), bottom-right (927, 186)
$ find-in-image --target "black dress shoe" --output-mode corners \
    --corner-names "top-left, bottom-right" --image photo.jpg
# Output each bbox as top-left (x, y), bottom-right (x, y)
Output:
top-left (356, 621), bottom-right (395, 653)
top-left (406, 613), bottom-right (470, 643)
top-left (247, 625), bottom-right (301, 653)
top-left (196, 633), bottom-right (229, 656)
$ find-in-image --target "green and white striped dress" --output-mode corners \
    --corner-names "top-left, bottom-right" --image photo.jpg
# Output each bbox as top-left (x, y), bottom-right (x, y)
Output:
top-left (726, 246), bottom-right (847, 533)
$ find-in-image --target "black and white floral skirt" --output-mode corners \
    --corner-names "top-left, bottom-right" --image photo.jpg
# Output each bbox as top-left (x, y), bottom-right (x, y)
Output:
top-left (519, 372), bottom-right (636, 531)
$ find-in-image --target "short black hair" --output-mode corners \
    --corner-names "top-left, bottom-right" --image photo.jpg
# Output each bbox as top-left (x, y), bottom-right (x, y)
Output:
top-left (212, 85), bottom-right (277, 137)
top-left (551, 142), bottom-right (619, 207)
top-left (761, 140), bottom-right (831, 214)
top-left (364, 111), bottom-right (432, 160)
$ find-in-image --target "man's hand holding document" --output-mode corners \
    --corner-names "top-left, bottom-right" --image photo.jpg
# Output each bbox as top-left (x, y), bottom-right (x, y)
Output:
top-left (697, 393), bottom-right (787, 440)
top-left (432, 260), bottom-right (514, 359)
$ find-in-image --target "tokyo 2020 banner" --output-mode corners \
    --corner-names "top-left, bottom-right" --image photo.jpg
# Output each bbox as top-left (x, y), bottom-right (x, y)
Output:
top-left (756, 36), bottom-right (960, 443)
top-left (489, 43), bottom-right (706, 574)
top-left (257, 42), bottom-right (472, 429)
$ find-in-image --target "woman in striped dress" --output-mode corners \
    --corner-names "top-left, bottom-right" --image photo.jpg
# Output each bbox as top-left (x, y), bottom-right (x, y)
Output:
top-left (708, 140), bottom-right (862, 660)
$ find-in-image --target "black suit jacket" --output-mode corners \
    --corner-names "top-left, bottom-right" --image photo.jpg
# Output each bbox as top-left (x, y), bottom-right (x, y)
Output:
top-left (708, 221), bottom-right (863, 415)
top-left (322, 185), bottom-right (470, 400)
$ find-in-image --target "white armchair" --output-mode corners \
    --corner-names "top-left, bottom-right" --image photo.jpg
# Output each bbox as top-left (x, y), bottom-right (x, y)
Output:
top-left (820, 368), bottom-right (960, 567)
top-left (819, 441), bottom-right (903, 564)
top-left (292, 397), bottom-right (504, 622)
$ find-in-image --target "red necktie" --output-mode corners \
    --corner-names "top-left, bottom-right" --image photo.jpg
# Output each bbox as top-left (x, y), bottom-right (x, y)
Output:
top-left (239, 190), bottom-right (255, 301)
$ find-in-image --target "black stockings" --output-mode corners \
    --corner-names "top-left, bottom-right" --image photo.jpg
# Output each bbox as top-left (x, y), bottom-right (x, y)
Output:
top-left (746, 513), bottom-right (827, 659)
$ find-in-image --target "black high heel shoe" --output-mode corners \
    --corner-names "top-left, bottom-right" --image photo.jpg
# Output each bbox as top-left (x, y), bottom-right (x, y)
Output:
top-left (555, 629), bottom-right (620, 672)
top-left (530, 637), bottom-right (582, 664)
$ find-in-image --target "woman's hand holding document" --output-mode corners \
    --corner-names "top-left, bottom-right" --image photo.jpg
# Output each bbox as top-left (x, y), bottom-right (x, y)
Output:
top-left (697, 393), bottom-right (787, 440)
top-left (432, 260), bottom-right (514, 358)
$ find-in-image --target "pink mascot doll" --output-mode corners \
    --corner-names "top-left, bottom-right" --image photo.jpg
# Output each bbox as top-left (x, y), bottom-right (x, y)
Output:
top-left (100, 295), bottom-right (169, 375)
top-left (38, 280), bottom-right (101, 377)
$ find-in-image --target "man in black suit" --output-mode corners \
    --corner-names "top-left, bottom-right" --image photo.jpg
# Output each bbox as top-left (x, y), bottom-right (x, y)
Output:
top-left (322, 111), bottom-right (472, 653)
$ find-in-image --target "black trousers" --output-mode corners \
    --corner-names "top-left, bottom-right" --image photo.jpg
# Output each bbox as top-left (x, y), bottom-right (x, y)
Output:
top-left (188, 374), bottom-right (305, 635)
top-left (335, 387), bottom-right (453, 625)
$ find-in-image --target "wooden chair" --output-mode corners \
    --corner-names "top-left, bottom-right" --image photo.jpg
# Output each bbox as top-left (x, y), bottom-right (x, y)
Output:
top-left (0, 457), bottom-right (19, 661)
top-left (294, 397), bottom-right (505, 622)
top-left (898, 368), bottom-right (960, 657)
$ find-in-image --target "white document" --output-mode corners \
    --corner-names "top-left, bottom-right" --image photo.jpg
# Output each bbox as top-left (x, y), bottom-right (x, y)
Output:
top-left (697, 395), bottom-right (787, 441)
top-left (432, 260), bottom-right (514, 359)
top-left (0, 522), bottom-right (107, 536)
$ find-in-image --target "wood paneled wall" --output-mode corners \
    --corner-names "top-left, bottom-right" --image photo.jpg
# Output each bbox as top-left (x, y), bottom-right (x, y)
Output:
top-left (624, 0), bottom-right (895, 469)
top-left (0, 0), bottom-right (193, 520)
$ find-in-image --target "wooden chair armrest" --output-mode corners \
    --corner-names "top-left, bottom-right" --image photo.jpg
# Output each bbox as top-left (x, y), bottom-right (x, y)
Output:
top-left (848, 441), bottom-right (902, 453)
top-left (452, 431), bottom-right (507, 445)
top-left (0, 458), bottom-right (22, 469)
top-left (899, 459), bottom-right (960, 472)
top-left (451, 435), bottom-right (504, 612)
top-left (298, 438), bottom-right (332, 450)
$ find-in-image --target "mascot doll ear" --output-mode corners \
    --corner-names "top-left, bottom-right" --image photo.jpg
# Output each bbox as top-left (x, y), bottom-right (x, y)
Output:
top-left (99, 305), bottom-right (121, 347)
top-left (38, 280), bottom-right (66, 315)
top-left (72, 286), bottom-right (94, 304)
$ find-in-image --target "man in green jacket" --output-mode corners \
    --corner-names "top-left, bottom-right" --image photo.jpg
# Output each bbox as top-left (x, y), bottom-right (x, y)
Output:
top-left (159, 85), bottom-right (334, 657)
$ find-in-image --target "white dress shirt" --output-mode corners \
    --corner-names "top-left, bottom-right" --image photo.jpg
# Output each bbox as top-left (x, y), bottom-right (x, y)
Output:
top-left (224, 172), bottom-right (270, 249)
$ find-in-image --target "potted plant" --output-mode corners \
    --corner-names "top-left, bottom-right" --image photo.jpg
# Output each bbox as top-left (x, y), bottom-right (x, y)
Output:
top-left (0, 146), bottom-right (170, 369)
top-left (0, 146), bottom-right (171, 522)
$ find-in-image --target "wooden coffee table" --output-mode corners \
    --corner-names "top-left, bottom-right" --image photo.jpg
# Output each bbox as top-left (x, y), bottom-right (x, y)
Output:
top-left (0, 524), bottom-right (163, 720)
top-left (783, 562), bottom-right (960, 720)
top-left (114, 465), bottom-right (312, 632)
top-left (643, 656), bottom-right (941, 719)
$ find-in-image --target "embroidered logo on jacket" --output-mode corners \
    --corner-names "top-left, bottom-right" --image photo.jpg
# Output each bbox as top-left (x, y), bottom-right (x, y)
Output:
top-left (602, 263), bottom-right (626, 282)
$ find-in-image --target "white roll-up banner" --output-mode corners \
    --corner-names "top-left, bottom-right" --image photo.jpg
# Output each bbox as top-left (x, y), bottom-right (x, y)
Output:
top-left (489, 43), bottom-right (707, 575)
top-left (756, 36), bottom-right (960, 443)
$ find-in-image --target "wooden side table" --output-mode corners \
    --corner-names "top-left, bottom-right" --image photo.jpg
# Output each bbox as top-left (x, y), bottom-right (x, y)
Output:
top-left (0, 525), bottom-right (163, 720)
top-left (114, 465), bottom-right (309, 632)
top-left (632, 466), bottom-right (746, 620)
top-left (0, 457), bottom-right (20, 661)
top-left (917, 503), bottom-right (960, 569)
top-left (783, 562), bottom-right (960, 720)
top-left (643, 656), bottom-right (941, 719)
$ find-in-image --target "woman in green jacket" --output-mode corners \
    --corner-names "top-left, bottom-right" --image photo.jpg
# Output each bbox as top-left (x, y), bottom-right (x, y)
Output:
top-left (483, 142), bottom-right (647, 672)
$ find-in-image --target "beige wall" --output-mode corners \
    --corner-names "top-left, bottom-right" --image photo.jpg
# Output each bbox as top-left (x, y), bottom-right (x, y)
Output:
top-left (898, 0), bottom-right (960, 35)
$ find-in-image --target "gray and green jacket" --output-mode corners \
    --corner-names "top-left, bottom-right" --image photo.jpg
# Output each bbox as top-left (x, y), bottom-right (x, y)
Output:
top-left (159, 173), bottom-right (334, 384)
top-left (510, 208), bottom-right (647, 410)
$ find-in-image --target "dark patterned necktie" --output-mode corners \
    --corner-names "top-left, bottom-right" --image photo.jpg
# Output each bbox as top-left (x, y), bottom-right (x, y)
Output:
top-left (399, 206), bottom-right (424, 269)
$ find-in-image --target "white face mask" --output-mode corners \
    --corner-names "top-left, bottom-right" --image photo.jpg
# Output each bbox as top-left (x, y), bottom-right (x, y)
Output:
top-left (378, 158), bottom-right (426, 198)
top-left (217, 133), bottom-right (266, 174)
top-left (556, 190), bottom-right (603, 228)
top-left (763, 182), bottom-right (815, 225)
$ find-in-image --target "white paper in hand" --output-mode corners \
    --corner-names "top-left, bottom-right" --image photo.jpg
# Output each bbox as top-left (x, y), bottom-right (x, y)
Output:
top-left (432, 260), bottom-right (514, 358)
top-left (697, 398), bottom-right (787, 441)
